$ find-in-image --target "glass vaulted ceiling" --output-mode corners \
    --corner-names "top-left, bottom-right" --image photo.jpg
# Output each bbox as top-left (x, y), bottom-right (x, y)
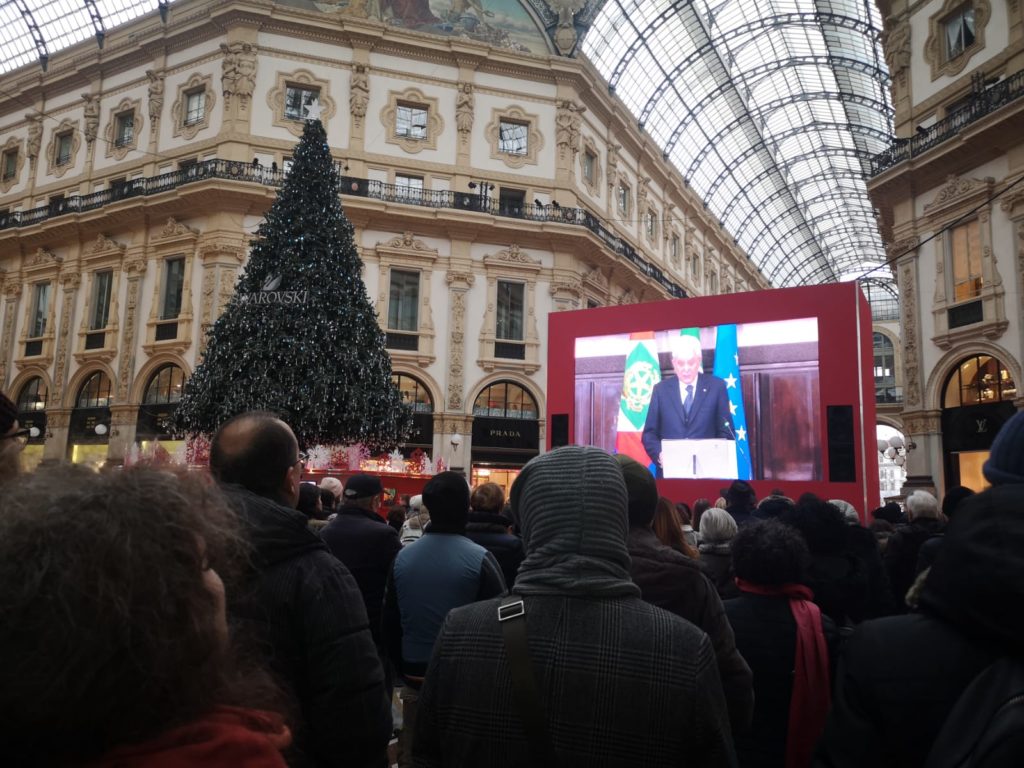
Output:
top-left (0, 0), bottom-right (170, 75)
top-left (583, 0), bottom-right (894, 288)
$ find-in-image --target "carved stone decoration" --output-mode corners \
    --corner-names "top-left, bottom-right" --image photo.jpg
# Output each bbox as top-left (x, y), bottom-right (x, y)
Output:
top-left (882, 15), bottom-right (911, 83)
top-left (118, 275), bottom-right (143, 400)
top-left (924, 0), bottom-right (991, 81)
top-left (89, 234), bottom-right (127, 256)
top-left (552, 3), bottom-right (580, 56)
top-left (999, 188), bottom-right (1024, 215)
top-left (146, 70), bottom-right (165, 131)
top-left (350, 64), bottom-right (369, 128)
top-left (81, 94), bottom-right (100, 145)
top-left (27, 247), bottom-right (57, 267)
top-left (51, 282), bottom-right (78, 404)
top-left (445, 272), bottom-right (474, 411)
top-left (617, 288), bottom-right (636, 305)
top-left (606, 143), bottom-right (620, 189)
top-left (899, 260), bottom-right (921, 407)
top-left (156, 217), bottom-right (199, 240)
top-left (220, 43), bottom-right (257, 111)
top-left (555, 101), bottom-right (573, 162)
top-left (924, 175), bottom-right (994, 216)
top-left (0, 289), bottom-right (20, 389)
top-left (385, 232), bottom-right (431, 251)
top-left (25, 114), bottom-right (42, 164)
top-left (455, 82), bottom-right (474, 146)
top-left (488, 244), bottom-right (539, 266)
top-left (884, 235), bottom-right (920, 260)
top-left (637, 177), bottom-right (650, 211)
top-left (549, 278), bottom-right (583, 311)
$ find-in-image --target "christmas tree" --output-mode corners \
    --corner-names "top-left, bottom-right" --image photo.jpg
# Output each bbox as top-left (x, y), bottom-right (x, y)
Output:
top-left (174, 112), bottom-right (412, 450)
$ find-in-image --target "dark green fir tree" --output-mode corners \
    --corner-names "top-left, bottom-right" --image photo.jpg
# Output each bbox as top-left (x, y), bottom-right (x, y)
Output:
top-left (174, 115), bottom-right (412, 450)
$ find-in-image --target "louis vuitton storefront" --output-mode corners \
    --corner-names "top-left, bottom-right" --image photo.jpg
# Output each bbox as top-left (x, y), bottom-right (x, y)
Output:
top-left (470, 381), bottom-right (540, 497)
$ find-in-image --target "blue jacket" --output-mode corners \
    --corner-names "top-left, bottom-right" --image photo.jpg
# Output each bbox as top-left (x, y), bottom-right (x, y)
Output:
top-left (382, 532), bottom-right (505, 679)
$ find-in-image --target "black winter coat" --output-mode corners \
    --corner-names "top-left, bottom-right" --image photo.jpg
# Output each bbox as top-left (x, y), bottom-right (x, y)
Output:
top-left (223, 485), bottom-right (391, 768)
top-left (816, 484), bottom-right (1024, 768)
top-left (415, 594), bottom-right (737, 768)
top-left (321, 504), bottom-right (402, 645)
top-left (465, 511), bottom-right (525, 588)
top-left (699, 542), bottom-right (741, 600)
top-left (628, 527), bottom-right (753, 733)
top-left (724, 594), bottom-right (838, 768)
top-left (884, 517), bottom-right (944, 610)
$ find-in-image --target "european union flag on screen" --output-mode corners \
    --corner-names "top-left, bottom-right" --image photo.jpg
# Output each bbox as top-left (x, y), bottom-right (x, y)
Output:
top-left (713, 324), bottom-right (752, 480)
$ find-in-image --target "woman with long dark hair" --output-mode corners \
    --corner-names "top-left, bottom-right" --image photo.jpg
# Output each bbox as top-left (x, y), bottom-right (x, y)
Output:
top-left (0, 465), bottom-right (289, 766)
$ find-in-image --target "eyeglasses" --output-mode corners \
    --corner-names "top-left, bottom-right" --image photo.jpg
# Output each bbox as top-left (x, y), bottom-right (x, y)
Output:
top-left (1, 428), bottom-right (30, 449)
top-left (292, 452), bottom-right (308, 471)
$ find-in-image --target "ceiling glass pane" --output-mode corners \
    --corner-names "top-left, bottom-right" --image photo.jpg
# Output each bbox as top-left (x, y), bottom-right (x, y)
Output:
top-left (584, 0), bottom-right (896, 306)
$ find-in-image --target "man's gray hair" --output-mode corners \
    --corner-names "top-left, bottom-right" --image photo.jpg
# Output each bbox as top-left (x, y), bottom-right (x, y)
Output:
top-left (906, 490), bottom-right (940, 520)
top-left (699, 507), bottom-right (738, 543)
top-left (668, 333), bottom-right (702, 361)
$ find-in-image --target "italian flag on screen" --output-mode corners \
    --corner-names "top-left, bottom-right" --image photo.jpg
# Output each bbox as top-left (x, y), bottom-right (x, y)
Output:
top-left (615, 332), bottom-right (661, 467)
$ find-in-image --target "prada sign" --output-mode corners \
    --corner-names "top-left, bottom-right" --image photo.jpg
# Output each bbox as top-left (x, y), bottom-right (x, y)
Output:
top-left (472, 417), bottom-right (539, 450)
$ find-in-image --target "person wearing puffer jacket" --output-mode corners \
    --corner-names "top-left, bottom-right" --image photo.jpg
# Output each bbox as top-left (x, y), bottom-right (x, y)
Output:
top-left (400, 495), bottom-right (429, 545)
top-left (466, 482), bottom-right (525, 587)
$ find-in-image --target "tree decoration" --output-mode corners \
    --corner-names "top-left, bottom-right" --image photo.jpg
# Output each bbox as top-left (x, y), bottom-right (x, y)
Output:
top-left (173, 117), bottom-right (412, 449)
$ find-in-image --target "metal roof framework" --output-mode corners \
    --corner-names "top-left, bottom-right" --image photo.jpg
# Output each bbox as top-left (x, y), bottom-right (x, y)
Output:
top-left (0, 0), bottom-right (167, 75)
top-left (582, 0), bottom-right (896, 291)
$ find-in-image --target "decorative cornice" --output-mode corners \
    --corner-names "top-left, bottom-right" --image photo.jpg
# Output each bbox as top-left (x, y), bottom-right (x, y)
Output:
top-left (885, 235), bottom-right (920, 260)
top-left (155, 217), bottom-right (199, 239)
top-left (484, 244), bottom-right (541, 268)
top-left (924, 175), bottom-right (994, 216)
top-left (381, 231), bottom-right (433, 252)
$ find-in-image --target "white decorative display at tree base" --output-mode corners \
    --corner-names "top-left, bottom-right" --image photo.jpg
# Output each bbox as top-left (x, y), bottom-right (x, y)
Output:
top-left (307, 444), bottom-right (333, 471)
top-left (389, 449), bottom-right (406, 473)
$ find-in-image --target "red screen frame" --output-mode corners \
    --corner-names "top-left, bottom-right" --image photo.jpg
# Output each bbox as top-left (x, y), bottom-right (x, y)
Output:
top-left (547, 282), bottom-right (880, 517)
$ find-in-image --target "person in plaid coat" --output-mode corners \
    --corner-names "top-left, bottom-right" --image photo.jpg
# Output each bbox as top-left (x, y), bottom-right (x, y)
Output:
top-left (413, 446), bottom-right (736, 767)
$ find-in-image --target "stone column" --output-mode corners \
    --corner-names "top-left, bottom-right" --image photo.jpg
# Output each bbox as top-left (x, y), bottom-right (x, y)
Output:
top-left (48, 268), bottom-right (81, 414)
top-left (116, 252), bottom-right (149, 404)
top-left (107, 403), bottom-right (138, 465)
top-left (42, 408), bottom-right (70, 462)
top-left (197, 238), bottom-right (246, 355)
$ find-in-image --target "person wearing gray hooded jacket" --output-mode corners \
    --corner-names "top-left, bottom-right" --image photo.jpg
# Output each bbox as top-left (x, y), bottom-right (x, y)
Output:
top-left (413, 446), bottom-right (736, 767)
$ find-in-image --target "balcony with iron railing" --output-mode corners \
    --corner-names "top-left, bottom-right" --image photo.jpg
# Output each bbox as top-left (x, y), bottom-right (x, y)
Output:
top-left (870, 69), bottom-right (1024, 176)
top-left (0, 158), bottom-right (688, 299)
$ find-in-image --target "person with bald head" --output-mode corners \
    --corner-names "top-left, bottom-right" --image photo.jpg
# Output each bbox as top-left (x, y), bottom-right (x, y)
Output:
top-left (211, 412), bottom-right (391, 768)
top-left (642, 333), bottom-right (734, 477)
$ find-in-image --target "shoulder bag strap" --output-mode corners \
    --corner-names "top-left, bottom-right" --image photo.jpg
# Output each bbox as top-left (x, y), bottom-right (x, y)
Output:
top-left (498, 596), bottom-right (558, 768)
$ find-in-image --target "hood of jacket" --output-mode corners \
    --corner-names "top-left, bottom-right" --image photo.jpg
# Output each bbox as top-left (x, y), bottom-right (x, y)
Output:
top-left (467, 510), bottom-right (513, 533)
top-left (221, 484), bottom-right (328, 568)
top-left (920, 484), bottom-right (1024, 651)
top-left (510, 446), bottom-right (639, 598)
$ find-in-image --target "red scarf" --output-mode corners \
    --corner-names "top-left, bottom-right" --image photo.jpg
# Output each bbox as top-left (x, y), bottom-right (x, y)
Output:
top-left (735, 579), bottom-right (831, 768)
top-left (83, 706), bottom-right (291, 768)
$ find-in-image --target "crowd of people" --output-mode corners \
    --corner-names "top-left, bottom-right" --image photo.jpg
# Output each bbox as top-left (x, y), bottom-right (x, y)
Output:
top-left (1, 387), bottom-right (1022, 767)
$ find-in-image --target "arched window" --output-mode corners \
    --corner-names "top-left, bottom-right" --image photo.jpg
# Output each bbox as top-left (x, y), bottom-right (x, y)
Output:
top-left (392, 373), bottom-right (433, 413)
top-left (873, 332), bottom-right (897, 402)
top-left (77, 371), bottom-right (112, 409)
top-left (473, 381), bottom-right (538, 419)
top-left (143, 364), bottom-right (185, 405)
top-left (943, 355), bottom-right (1017, 407)
top-left (16, 377), bottom-right (47, 412)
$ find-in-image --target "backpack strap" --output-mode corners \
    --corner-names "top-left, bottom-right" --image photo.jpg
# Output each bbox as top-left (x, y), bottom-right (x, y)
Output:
top-left (498, 596), bottom-right (558, 768)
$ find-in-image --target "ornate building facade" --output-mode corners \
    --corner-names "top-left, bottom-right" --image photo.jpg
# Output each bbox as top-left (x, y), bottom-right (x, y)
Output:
top-left (0, 0), bottom-right (766, 487)
top-left (872, 0), bottom-right (1024, 496)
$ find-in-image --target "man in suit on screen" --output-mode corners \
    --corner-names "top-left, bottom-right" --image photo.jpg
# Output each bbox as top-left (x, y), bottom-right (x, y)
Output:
top-left (642, 334), bottom-right (733, 475)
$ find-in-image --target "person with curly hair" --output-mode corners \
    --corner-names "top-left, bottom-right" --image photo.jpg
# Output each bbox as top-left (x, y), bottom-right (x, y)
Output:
top-left (0, 464), bottom-right (289, 766)
top-left (725, 520), bottom-right (837, 768)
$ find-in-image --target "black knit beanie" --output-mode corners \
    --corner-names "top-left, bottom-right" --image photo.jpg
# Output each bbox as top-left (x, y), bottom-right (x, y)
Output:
top-left (422, 471), bottom-right (470, 532)
top-left (613, 454), bottom-right (658, 527)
